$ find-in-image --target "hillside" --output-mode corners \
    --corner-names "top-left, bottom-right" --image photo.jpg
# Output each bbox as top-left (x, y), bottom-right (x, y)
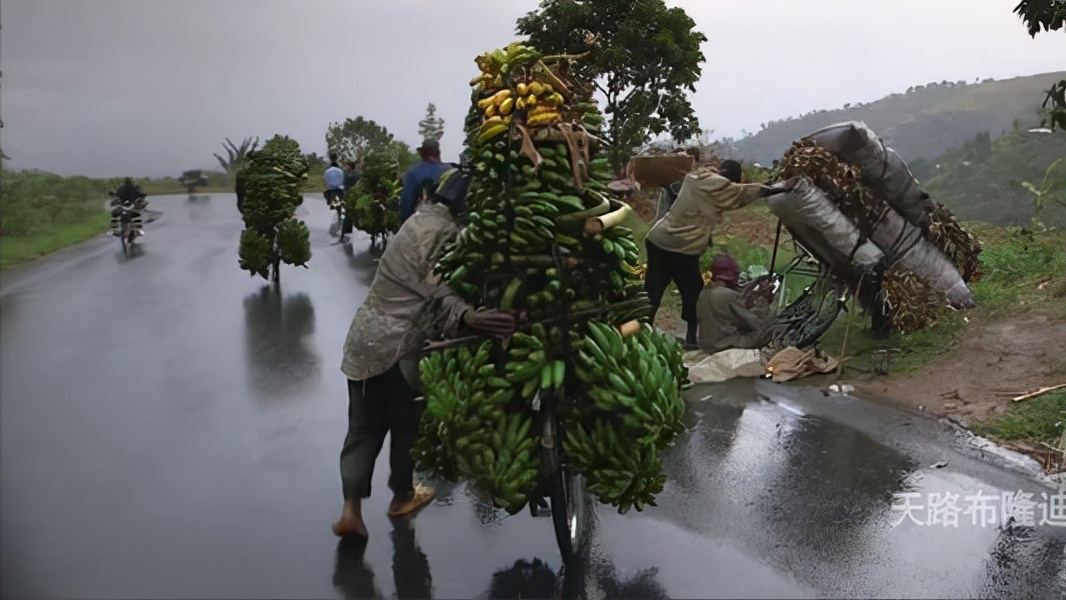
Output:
top-left (713, 72), bottom-right (1066, 165)
top-left (924, 129), bottom-right (1066, 228)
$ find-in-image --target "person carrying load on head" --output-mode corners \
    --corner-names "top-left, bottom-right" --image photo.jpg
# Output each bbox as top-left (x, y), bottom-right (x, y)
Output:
top-left (653, 147), bottom-right (702, 221)
top-left (644, 159), bottom-right (789, 347)
top-left (696, 252), bottom-right (776, 354)
top-left (333, 166), bottom-right (516, 539)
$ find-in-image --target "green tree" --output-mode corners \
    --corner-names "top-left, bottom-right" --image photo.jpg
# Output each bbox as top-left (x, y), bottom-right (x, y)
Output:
top-left (214, 137), bottom-right (261, 173)
top-left (178, 169), bottom-right (209, 193)
top-left (1015, 0), bottom-right (1066, 129)
top-left (237, 135), bottom-right (311, 285)
top-left (418, 103), bottom-right (446, 142)
top-left (1023, 157), bottom-right (1066, 215)
top-left (304, 152), bottom-right (329, 169)
top-left (516, 0), bottom-right (706, 173)
top-left (325, 116), bottom-right (395, 164)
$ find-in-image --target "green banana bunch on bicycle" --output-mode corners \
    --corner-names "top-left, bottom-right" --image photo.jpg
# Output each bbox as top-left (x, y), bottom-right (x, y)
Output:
top-left (413, 42), bottom-right (690, 516)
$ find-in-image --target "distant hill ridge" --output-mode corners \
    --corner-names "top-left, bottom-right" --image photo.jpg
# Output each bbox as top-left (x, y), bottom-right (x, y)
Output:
top-left (711, 71), bottom-right (1066, 165)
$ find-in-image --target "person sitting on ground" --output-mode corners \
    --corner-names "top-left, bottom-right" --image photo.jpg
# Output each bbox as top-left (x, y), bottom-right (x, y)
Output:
top-left (697, 253), bottom-right (775, 354)
top-left (644, 159), bottom-right (787, 347)
top-left (399, 139), bottom-right (450, 224)
top-left (333, 166), bottom-right (516, 539)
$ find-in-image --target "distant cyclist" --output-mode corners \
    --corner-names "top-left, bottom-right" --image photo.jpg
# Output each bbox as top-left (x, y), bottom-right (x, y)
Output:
top-left (324, 153), bottom-right (346, 205)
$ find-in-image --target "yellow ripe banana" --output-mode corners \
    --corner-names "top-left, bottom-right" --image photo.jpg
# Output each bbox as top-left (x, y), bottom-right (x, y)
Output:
top-left (529, 81), bottom-right (547, 96)
top-left (529, 104), bottom-right (556, 116)
top-left (545, 92), bottom-right (565, 106)
top-left (527, 111), bottom-right (561, 126)
top-left (524, 93), bottom-right (538, 106)
top-left (515, 97), bottom-right (526, 110)
top-left (516, 82), bottom-right (530, 96)
top-left (484, 103), bottom-right (498, 118)
top-left (483, 115), bottom-right (505, 126)
top-left (499, 97), bottom-right (515, 116)
top-left (477, 96), bottom-right (496, 110)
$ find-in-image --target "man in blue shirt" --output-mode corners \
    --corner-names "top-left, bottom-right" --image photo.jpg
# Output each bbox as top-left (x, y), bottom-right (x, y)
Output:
top-left (400, 139), bottom-right (450, 223)
top-left (324, 154), bottom-right (346, 202)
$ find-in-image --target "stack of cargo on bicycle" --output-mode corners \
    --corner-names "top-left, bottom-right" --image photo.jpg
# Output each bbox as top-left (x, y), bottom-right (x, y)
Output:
top-left (768, 121), bottom-right (981, 334)
top-left (344, 150), bottom-right (402, 252)
top-left (412, 43), bottom-right (690, 557)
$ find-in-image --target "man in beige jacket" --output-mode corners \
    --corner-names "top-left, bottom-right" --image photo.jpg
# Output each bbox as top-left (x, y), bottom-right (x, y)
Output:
top-left (644, 160), bottom-right (785, 346)
top-left (333, 168), bottom-right (515, 538)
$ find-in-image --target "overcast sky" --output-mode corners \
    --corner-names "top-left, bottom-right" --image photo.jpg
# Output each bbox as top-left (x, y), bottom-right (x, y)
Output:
top-left (2, 0), bottom-right (1063, 177)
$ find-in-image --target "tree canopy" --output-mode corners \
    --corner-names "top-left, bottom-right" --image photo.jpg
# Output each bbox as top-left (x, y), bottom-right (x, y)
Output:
top-left (1014, 0), bottom-right (1066, 129)
top-left (516, 0), bottom-right (706, 172)
top-left (214, 137), bottom-right (260, 174)
top-left (325, 117), bottom-right (395, 164)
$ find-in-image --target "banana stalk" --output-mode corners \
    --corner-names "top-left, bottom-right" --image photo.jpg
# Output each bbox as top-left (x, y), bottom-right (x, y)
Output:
top-left (584, 201), bottom-right (633, 236)
top-left (619, 320), bottom-right (642, 337)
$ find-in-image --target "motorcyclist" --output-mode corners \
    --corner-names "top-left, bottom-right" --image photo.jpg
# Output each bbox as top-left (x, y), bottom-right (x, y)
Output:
top-left (109, 178), bottom-right (147, 230)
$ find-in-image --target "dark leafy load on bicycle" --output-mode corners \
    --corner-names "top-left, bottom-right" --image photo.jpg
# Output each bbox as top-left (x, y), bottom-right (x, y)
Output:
top-left (344, 149), bottom-right (402, 242)
top-left (769, 123), bottom-right (982, 333)
top-left (413, 42), bottom-right (690, 516)
top-left (237, 135), bottom-right (312, 283)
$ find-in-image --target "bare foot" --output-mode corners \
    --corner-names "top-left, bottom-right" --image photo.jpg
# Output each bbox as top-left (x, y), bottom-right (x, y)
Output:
top-left (386, 485), bottom-right (436, 518)
top-left (332, 500), bottom-right (368, 538)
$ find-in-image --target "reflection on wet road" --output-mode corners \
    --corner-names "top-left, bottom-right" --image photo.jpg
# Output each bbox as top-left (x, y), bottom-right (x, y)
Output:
top-left (2, 195), bottom-right (1063, 599)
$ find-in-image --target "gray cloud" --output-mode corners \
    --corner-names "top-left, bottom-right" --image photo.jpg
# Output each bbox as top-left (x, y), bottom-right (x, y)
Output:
top-left (2, 0), bottom-right (1062, 177)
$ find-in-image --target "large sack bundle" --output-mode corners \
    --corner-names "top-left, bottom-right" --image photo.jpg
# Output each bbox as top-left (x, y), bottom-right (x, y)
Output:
top-left (805, 121), bottom-right (933, 231)
top-left (768, 177), bottom-right (884, 273)
top-left (771, 177), bottom-right (975, 309)
top-left (865, 199), bottom-right (976, 309)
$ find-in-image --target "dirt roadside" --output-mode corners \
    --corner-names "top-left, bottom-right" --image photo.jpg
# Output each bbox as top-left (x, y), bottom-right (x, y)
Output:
top-left (848, 311), bottom-right (1066, 473)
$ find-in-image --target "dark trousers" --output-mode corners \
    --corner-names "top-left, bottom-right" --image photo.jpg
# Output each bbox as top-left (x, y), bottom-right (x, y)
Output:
top-left (340, 364), bottom-right (423, 500)
top-left (644, 239), bottom-right (704, 325)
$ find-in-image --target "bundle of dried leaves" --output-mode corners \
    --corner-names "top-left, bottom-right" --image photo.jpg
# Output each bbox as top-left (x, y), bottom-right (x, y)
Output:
top-left (926, 203), bottom-right (983, 283)
top-left (774, 140), bottom-right (884, 234)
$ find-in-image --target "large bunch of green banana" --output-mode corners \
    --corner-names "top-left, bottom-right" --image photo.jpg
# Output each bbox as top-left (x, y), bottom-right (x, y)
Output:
top-left (238, 135), bottom-right (311, 280)
top-left (567, 322), bottom-right (688, 511)
top-left (412, 340), bottom-right (538, 514)
top-left (413, 42), bottom-right (688, 516)
top-left (345, 149), bottom-right (402, 239)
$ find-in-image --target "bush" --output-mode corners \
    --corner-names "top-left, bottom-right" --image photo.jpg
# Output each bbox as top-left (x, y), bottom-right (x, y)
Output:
top-left (0, 165), bottom-right (112, 237)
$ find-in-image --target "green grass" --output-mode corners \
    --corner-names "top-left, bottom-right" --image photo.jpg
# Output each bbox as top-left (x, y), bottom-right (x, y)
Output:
top-left (967, 222), bottom-right (1066, 313)
top-left (1, 212), bottom-right (111, 269)
top-left (973, 390), bottom-right (1066, 447)
top-left (817, 310), bottom-right (970, 376)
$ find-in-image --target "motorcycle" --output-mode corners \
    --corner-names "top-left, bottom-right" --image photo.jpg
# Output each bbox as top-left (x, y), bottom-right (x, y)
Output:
top-left (108, 192), bottom-right (147, 257)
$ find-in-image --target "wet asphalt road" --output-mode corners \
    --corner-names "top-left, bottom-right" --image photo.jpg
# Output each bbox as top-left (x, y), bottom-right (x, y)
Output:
top-left (2, 194), bottom-right (1065, 599)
